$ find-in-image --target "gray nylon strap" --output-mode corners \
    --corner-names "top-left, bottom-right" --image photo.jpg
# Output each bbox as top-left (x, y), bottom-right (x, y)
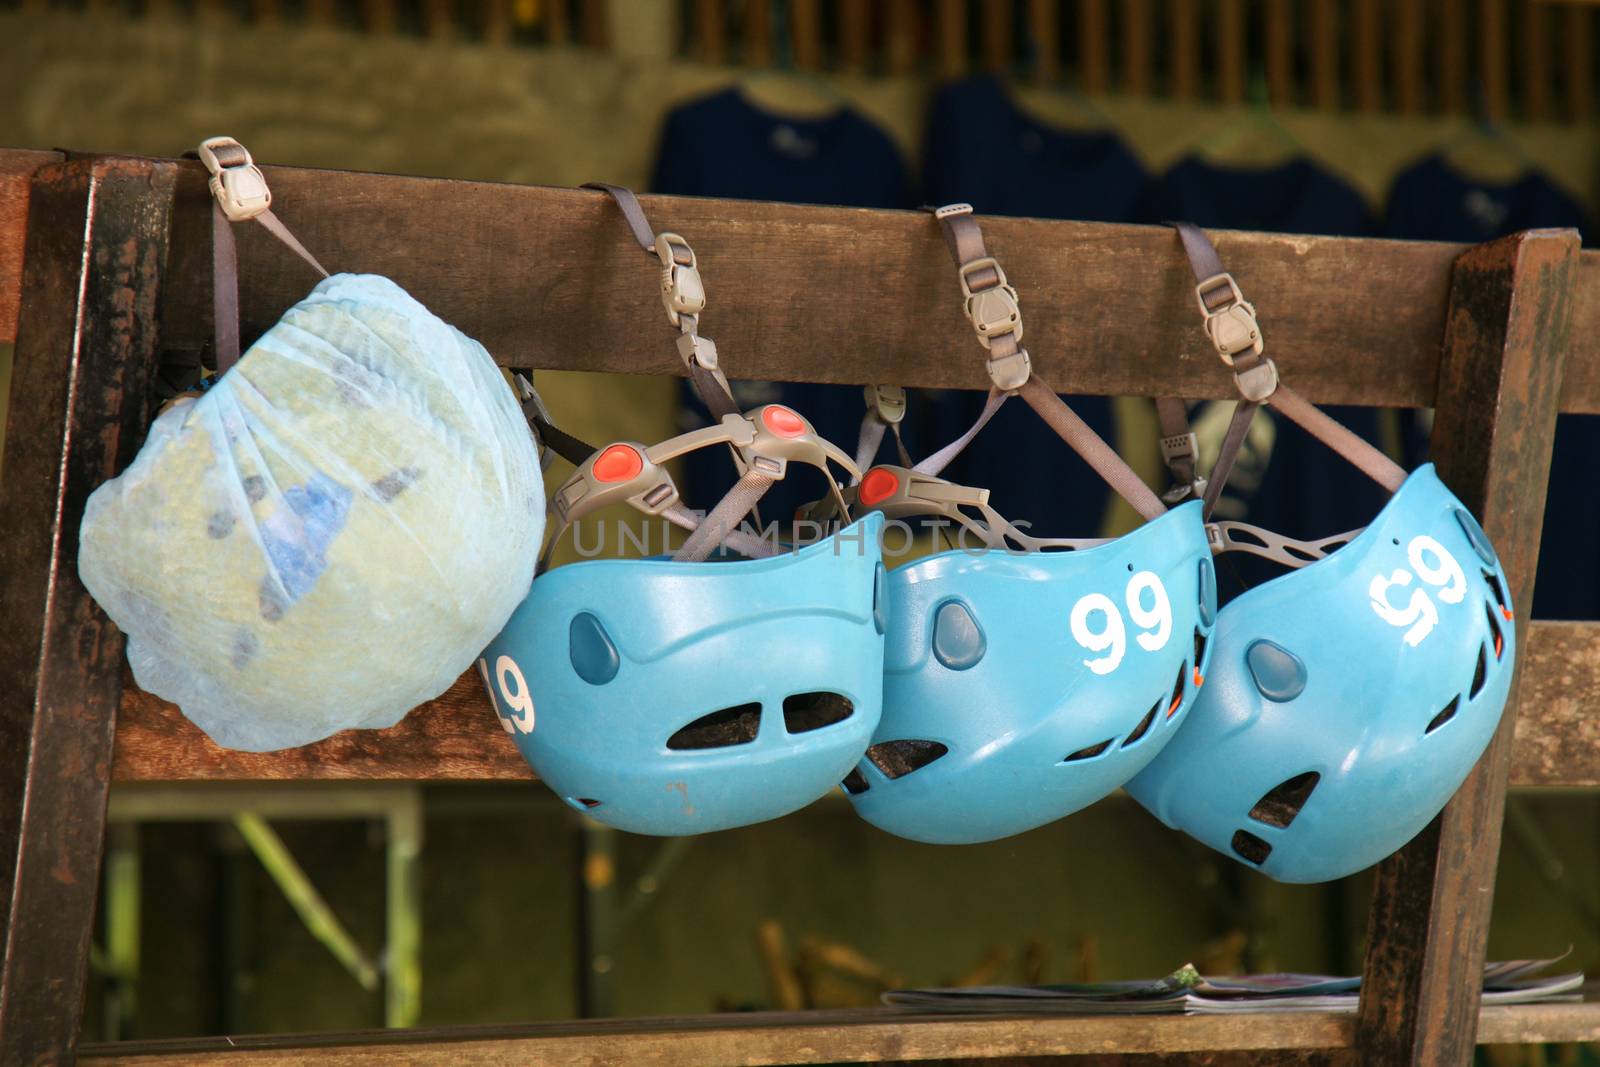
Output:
top-left (689, 359), bottom-right (740, 422)
top-left (1018, 378), bottom-right (1168, 522)
top-left (914, 389), bottom-right (1006, 477)
top-left (675, 469), bottom-right (777, 562)
top-left (212, 204), bottom-right (328, 375)
top-left (854, 415), bottom-right (886, 474)
top-left (1203, 400), bottom-right (1260, 516)
top-left (890, 421), bottom-right (913, 467)
top-left (582, 182), bottom-right (658, 255)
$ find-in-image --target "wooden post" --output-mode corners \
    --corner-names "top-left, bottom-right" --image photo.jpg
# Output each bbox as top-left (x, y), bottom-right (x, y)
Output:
top-left (0, 156), bottom-right (177, 1065)
top-left (1356, 228), bottom-right (1580, 1066)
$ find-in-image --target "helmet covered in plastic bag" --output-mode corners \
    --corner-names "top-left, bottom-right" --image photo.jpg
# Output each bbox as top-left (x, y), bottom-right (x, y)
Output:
top-left (79, 273), bottom-right (543, 750)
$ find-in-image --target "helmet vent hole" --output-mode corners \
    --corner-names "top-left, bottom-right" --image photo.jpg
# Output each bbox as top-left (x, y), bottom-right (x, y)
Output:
top-left (1247, 771), bottom-right (1321, 829)
top-left (1121, 703), bottom-right (1161, 748)
top-left (667, 703), bottom-right (762, 750)
top-left (783, 692), bottom-right (854, 734)
top-left (1484, 602), bottom-right (1505, 660)
top-left (867, 740), bottom-right (948, 779)
top-left (1193, 628), bottom-right (1208, 667)
top-left (1469, 644), bottom-right (1488, 699)
top-left (1231, 829), bottom-right (1272, 866)
top-left (1426, 697), bottom-right (1460, 734)
top-left (575, 798), bottom-right (602, 809)
top-left (841, 768), bottom-right (870, 795)
top-left (1063, 738), bottom-right (1115, 762)
top-left (1166, 659), bottom-right (1188, 718)
top-left (1482, 569), bottom-right (1508, 609)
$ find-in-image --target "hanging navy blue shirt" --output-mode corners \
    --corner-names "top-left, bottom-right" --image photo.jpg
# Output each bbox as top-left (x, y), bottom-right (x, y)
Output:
top-left (920, 76), bottom-right (1148, 537)
top-left (1385, 153), bottom-right (1597, 620)
top-left (651, 88), bottom-right (915, 526)
top-left (1138, 155), bottom-right (1392, 597)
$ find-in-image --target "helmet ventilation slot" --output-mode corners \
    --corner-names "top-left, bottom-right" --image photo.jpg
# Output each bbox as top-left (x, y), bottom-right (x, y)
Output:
top-left (1469, 644), bottom-right (1488, 699)
top-left (867, 740), bottom-right (948, 779)
top-left (1121, 702), bottom-right (1161, 748)
top-left (1483, 569), bottom-right (1509, 612)
top-left (1063, 738), bottom-right (1115, 762)
top-left (1166, 660), bottom-right (1188, 718)
top-left (1193, 628), bottom-right (1208, 669)
top-left (574, 798), bottom-right (602, 809)
top-left (1484, 602), bottom-right (1505, 660)
top-left (1230, 829), bottom-right (1272, 866)
top-left (1426, 697), bottom-right (1460, 734)
top-left (841, 767), bottom-right (870, 795)
top-left (1247, 771), bottom-right (1320, 829)
top-left (782, 691), bottom-right (855, 734)
top-left (667, 703), bottom-right (762, 750)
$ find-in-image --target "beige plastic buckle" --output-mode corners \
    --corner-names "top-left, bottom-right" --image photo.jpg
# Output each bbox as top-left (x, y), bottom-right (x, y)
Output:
top-left (865, 384), bottom-right (907, 425)
top-left (959, 257), bottom-right (1023, 349)
top-left (198, 136), bottom-right (272, 222)
top-left (1194, 272), bottom-right (1263, 364)
top-left (656, 232), bottom-right (706, 327)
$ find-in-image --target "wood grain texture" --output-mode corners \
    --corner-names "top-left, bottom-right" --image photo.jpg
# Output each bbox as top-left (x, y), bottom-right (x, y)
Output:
top-left (54, 153), bottom-right (1590, 413)
top-left (0, 150), bottom-right (62, 344)
top-left (72, 1000), bottom-right (1600, 1065)
top-left (0, 156), bottom-right (177, 1067)
top-left (111, 620), bottom-right (1599, 783)
top-left (1358, 229), bottom-right (1580, 1067)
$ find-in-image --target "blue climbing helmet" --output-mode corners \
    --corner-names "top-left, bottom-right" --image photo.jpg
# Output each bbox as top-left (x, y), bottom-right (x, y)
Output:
top-left (480, 186), bottom-right (885, 836)
top-left (821, 205), bottom-right (1215, 844)
top-left (1126, 223), bottom-right (1516, 883)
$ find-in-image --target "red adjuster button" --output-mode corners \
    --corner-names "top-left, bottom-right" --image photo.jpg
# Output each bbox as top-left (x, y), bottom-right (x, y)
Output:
top-left (762, 405), bottom-right (807, 439)
top-left (593, 444), bottom-right (644, 484)
top-left (858, 467), bottom-right (901, 507)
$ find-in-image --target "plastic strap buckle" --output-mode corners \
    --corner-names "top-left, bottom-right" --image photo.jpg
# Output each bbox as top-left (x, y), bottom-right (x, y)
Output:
top-left (655, 232), bottom-right (705, 327)
top-left (198, 136), bottom-right (272, 222)
top-left (865, 384), bottom-right (907, 425)
top-left (1194, 272), bottom-right (1264, 365)
top-left (1158, 431), bottom-right (1208, 504)
top-left (958, 257), bottom-right (1023, 350)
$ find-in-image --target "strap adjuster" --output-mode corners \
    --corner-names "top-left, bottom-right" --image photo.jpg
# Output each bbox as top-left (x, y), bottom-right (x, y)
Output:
top-left (865, 384), bottom-right (907, 425)
top-left (959, 257), bottom-right (1023, 349)
top-left (1159, 431), bottom-right (1198, 465)
top-left (655, 232), bottom-right (705, 327)
top-left (1194, 272), bottom-right (1263, 364)
top-left (198, 136), bottom-right (272, 222)
top-left (986, 349), bottom-right (1032, 392)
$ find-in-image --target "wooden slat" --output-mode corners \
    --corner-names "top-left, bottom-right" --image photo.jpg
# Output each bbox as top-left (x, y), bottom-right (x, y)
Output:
top-left (1308, 0), bottom-right (1338, 110)
top-left (112, 622), bottom-right (1600, 783)
top-left (1078, 0), bottom-right (1109, 95)
top-left (695, 0), bottom-right (726, 65)
top-left (74, 1000), bottom-right (1600, 1065)
top-left (1393, 0), bottom-right (1424, 114)
top-left (1216, 0), bottom-right (1245, 105)
top-left (839, 0), bottom-right (871, 75)
top-left (1439, 0), bottom-right (1468, 113)
top-left (50, 157), bottom-right (1587, 414)
top-left (0, 150), bottom-right (60, 346)
top-left (744, 0), bottom-right (772, 66)
top-left (1353, 0), bottom-right (1381, 113)
top-left (1265, 0), bottom-right (1293, 107)
top-left (1567, 4), bottom-right (1593, 121)
top-left (1522, 0), bottom-right (1550, 122)
top-left (0, 156), bottom-right (178, 1066)
top-left (1480, 0), bottom-right (1508, 122)
top-left (938, 0), bottom-right (968, 79)
top-left (1121, 0), bottom-right (1152, 95)
top-left (1029, 0), bottom-right (1060, 86)
top-left (1358, 229), bottom-right (1580, 1065)
top-left (982, 0), bottom-right (1014, 73)
top-left (791, 0), bottom-right (822, 70)
top-left (1168, 0), bottom-right (1198, 100)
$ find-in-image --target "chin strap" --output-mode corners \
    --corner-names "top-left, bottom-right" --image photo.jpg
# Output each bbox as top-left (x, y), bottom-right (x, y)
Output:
top-left (1161, 222), bottom-right (1408, 568)
top-left (928, 204), bottom-right (1169, 524)
top-left (200, 137), bottom-right (329, 377)
top-left (582, 182), bottom-right (740, 423)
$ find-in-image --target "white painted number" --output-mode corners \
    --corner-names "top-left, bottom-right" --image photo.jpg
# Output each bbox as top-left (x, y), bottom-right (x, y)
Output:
top-left (1368, 536), bottom-right (1465, 646)
top-left (1068, 573), bottom-right (1173, 675)
top-left (478, 654), bottom-right (535, 734)
top-left (1071, 593), bottom-right (1126, 675)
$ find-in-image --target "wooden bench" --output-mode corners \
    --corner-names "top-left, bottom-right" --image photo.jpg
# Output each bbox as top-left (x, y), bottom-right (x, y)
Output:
top-left (1, 149), bottom-right (1596, 1065)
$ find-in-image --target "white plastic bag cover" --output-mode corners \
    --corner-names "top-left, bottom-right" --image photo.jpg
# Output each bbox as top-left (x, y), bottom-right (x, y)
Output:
top-left (79, 274), bottom-right (543, 751)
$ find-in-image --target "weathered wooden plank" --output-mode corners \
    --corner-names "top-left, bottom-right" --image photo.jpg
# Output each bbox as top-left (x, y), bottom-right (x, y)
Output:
top-left (72, 1000), bottom-right (1600, 1064)
top-left (1358, 229), bottom-right (1580, 1066)
top-left (0, 156), bottom-right (178, 1067)
top-left (1505, 621), bottom-right (1600, 786)
top-left (0, 149), bottom-right (61, 345)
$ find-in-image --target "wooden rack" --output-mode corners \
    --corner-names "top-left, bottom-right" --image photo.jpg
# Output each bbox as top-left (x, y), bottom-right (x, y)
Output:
top-left (0, 149), bottom-right (1597, 1065)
